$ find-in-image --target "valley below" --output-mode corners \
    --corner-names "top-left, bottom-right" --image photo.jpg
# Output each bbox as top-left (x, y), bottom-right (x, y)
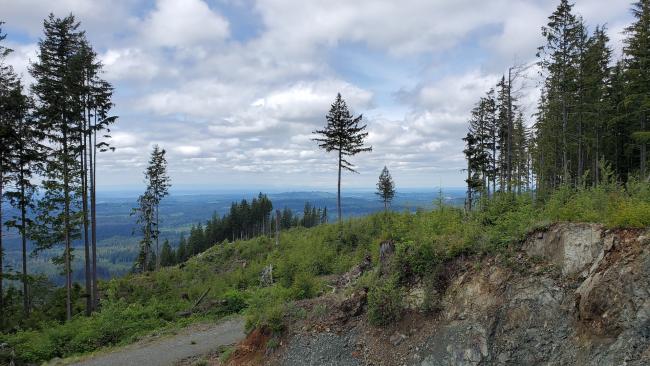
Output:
top-left (2, 189), bottom-right (462, 283)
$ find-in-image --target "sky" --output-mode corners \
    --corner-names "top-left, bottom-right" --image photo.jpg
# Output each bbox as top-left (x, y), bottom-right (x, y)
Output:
top-left (0, 0), bottom-right (636, 191)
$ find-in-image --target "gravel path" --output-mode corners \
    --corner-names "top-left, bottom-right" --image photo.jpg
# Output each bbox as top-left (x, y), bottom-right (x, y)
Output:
top-left (71, 318), bottom-right (245, 366)
top-left (279, 330), bottom-right (361, 366)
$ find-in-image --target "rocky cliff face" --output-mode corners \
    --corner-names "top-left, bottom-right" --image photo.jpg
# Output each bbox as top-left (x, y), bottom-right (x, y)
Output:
top-left (262, 224), bottom-right (650, 365)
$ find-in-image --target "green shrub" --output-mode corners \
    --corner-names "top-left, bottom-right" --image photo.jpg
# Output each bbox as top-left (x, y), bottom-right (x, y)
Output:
top-left (4, 300), bottom-right (178, 363)
top-left (266, 337), bottom-right (280, 351)
top-left (219, 346), bottom-right (235, 364)
top-left (220, 289), bottom-right (247, 314)
top-left (290, 272), bottom-right (320, 300)
top-left (367, 280), bottom-right (403, 326)
top-left (607, 199), bottom-right (650, 228)
top-left (420, 268), bottom-right (444, 313)
top-left (391, 240), bottom-right (439, 283)
top-left (244, 286), bottom-right (291, 333)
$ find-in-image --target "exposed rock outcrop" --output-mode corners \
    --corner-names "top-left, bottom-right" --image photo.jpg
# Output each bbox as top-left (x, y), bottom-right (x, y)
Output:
top-left (523, 223), bottom-right (604, 276)
top-left (266, 223), bottom-right (650, 366)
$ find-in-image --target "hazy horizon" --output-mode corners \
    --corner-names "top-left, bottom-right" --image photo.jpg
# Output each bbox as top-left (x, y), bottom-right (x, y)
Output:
top-left (94, 184), bottom-right (466, 194)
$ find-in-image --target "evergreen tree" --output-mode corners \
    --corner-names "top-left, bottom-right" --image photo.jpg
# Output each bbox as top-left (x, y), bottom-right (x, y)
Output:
top-left (623, 0), bottom-right (650, 180)
top-left (574, 22), bottom-right (590, 184)
top-left (605, 61), bottom-right (631, 177)
top-left (313, 93), bottom-right (372, 222)
top-left (4, 79), bottom-right (41, 317)
top-left (159, 240), bottom-right (175, 267)
top-left (496, 75), bottom-right (516, 191)
top-left (301, 202), bottom-right (317, 228)
top-left (27, 12), bottom-right (114, 318)
top-left (188, 223), bottom-right (205, 254)
top-left (301, 202), bottom-right (310, 227)
top-left (143, 145), bottom-right (170, 270)
top-left (469, 93), bottom-right (494, 195)
top-left (463, 132), bottom-right (483, 211)
top-left (72, 39), bottom-right (115, 312)
top-left (536, 0), bottom-right (584, 188)
top-left (30, 14), bottom-right (86, 321)
top-left (461, 1), bottom-right (650, 202)
top-left (0, 21), bottom-right (17, 324)
top-left (375, 166), bottom-right (396, 212)
top-left (176, 233), bottom-right (187, 263)
top-left (89, 92), bottom-right (116, 310)
top-left (512, 112), bottom-right (530, 192)
top-left (281, 207), bottom-right (293, 229)
top-left (580, 27), bottom-right (612, 184)
top-left (132, 191), bottom-right (154, 272)
top-left (482, 89), bottom-right (498, 196)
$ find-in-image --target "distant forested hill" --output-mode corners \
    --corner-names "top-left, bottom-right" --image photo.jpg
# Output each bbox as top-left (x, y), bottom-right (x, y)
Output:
top-left (2, 189), bottom-right (464, 282)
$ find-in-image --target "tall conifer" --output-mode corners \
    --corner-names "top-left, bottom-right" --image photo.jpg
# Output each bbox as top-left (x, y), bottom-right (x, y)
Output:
top-left (313, 93), bottom-right (372, 222)
top-left (4, 79), bottom-right (41, 317)
top-left (30, 14), bottom-right (86, 320)
top-left (623, 0), bottom-right (650, 180)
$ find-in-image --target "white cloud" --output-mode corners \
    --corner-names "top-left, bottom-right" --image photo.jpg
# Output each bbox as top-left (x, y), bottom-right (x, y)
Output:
top-left (251, 80), bottom-right (373, 122)
top-left (111, 132), bottom-right (139, 147)
top-left (101, 48), bottom-right (165, 81)
top-left (3, 42), bottom-right (37, 84)
top-left (254, 0), bottom-right (514, 56)
top-left (484, 2), bottom-right (547, 63)
top-left (174, 145), bottom-right (202, 156)
top-left (139, 80), bottom-right (245, 117)
top-left (0, 0), bottom-right (637, 188)
top-left (0, 0), bottom-right (137, 45)
top-left (416, 70), bottom-right (500, 113)
top-left (140, 0), bottom-right (230, 47)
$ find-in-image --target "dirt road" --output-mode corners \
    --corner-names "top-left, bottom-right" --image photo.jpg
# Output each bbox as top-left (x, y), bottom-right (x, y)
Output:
top-left (69, 318), bottom-right (245, 366)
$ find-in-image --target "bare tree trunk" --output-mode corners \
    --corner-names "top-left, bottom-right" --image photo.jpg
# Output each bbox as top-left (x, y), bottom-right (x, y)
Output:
top-left (507, 68), bottom-right (514, 193)
top-left (275, 209), bottom-right (280, 246)
top-left (143, 231), bottom-right (149, 272)
top-left (90, 114), bottom-right (98, 308)
top-left (562, 100), bottom-right (569, 185)
top-left (499, 154), bottom-right (504, 193)
top-left (82, 112), bottom-right (91, 315)
top-left (466, 160), bottom-right (472, 212)
top-left (577, 115), bottom-right (583, 185)
top-left (641, 112), bottom-right (647, 180)
top-left (614, 132), bottom-right (619, 178)
top-left (20, 169), bottom-right (29, 315)
top-left (595, 115), bottom-right (600, 185)
top-left (63, 131), bottom-right (72, 321)
top-left (492, 136), bottom-right (497, 196)
top-left (337, 150), bottom-right (342, 223)
top-left (156, 205), bottom-right (160, 271)
top-left (0, 170), bottom-right (4, 328)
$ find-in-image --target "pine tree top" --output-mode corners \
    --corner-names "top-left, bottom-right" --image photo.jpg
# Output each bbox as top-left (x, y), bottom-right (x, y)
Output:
top-left (376, 166), bottom-right (396, 203)
top-left (313, 93), bottom-right (372, 173)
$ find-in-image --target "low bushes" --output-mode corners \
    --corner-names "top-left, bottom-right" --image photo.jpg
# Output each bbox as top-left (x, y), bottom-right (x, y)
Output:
top-left (367, 279), bottom-right (403, 326)
top-left (2, 300), bottom-right (180, 363)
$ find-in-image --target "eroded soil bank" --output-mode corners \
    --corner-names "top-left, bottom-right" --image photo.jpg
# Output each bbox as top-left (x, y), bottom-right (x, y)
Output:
top-left (229, 223), bottom-right (650, 365)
